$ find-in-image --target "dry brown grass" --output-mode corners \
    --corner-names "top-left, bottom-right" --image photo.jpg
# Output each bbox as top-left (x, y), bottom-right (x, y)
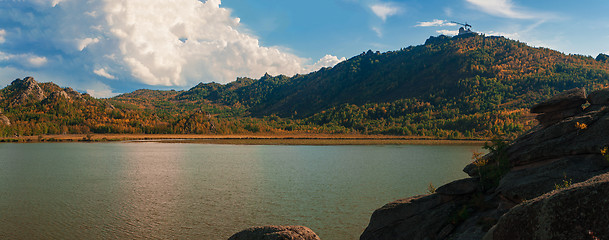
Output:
top-left (0, 133), bottom-right (486, 145)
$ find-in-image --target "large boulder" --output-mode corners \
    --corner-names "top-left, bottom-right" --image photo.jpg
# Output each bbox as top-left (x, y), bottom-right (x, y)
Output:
top-left (503, 107), bottom-right (609, 167)
top-left (487, 172), bottom-right (609, 240)
top-left (360, 193), bottom-right (469, 240)
top-left (530, 88), bottom-right (586, 114)
top-left (530, 88), bottom-right (586, 127)
top-left (228, 225), bottom-right (321, 240)
top-left (496, 154), bottom-right (609, 201)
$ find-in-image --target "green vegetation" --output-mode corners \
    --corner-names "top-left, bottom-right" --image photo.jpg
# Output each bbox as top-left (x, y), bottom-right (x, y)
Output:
top-left (2, 35), bottom-right (609, 138)
top-left (427, 182), bottom-right (437, 194)
top-left (602, 147), bottom-right (609, 162)
top-left (449, 205), bottom-right (471, 225)
top-left (473, 139), bottom-right (511, 189)
top-left (554, 174), bottom-right (573, 190)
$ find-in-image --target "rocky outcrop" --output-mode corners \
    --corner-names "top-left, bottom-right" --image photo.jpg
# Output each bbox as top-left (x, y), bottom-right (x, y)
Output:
top-left (64, 87), bottom-right (84, 100)
top-left (361, 87), bottom-right (609, 240)
top-left (0, 109), bottom-right (10, 126)
top-left (530, 88), bottom-right (586, 127)
top-left (228, 225), bottom-right (321, 240)
top-left (487, 172), bottom-right (609, 240)
top-left (3, 77), bottom-right (87, 106)
top-left (9, 77), bottom-right (46, 106)
top-left (47, 90), bottom-right (70, 101)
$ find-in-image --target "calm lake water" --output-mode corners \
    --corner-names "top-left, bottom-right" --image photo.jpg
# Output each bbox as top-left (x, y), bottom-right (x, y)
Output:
top-left (0, 142), bottom-right (481, 239)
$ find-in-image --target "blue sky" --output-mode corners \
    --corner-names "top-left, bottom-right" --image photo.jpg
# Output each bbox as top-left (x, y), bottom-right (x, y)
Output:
top-left (0, 0), bottom-right (608, 97)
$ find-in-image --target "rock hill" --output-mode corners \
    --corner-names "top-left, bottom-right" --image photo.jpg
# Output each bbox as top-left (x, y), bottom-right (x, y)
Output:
top-left (359, 87), bottom-right (609, 239)
top-left (1, 77), bottom-right (87, 106)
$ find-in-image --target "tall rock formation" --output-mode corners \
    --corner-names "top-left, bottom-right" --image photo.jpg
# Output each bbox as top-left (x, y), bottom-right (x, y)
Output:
top-left (7, 77), bottom-right (46, 106)
top-left (360, 87), bottom-right (609, 240)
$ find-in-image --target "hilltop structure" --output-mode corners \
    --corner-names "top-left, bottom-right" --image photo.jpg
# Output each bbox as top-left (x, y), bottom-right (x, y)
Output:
top-left (452, 21), bottom-right (476, 36)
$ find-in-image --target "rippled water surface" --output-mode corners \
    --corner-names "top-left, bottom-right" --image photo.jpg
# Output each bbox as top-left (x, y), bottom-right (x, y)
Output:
top-left (0, 142), bottom-right (481, 239)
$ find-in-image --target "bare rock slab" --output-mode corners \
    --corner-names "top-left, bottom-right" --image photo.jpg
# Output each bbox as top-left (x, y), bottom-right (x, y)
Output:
top-left (436, 178), bottom-right (479, 196)
top-left (588, 88), bottom-right (609, 105)
top-left (530, 88), bottom-right (587, 127)
top-left (487, 172), bottom-right (609, 240)
top-left (530, 88), bottom-right (586, 114)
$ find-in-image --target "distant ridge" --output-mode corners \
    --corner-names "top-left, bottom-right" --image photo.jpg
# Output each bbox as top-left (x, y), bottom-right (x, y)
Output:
top-left (2, 34), bottom-right (609, 138)
top-left (180, 34), bottom-right (609, 118)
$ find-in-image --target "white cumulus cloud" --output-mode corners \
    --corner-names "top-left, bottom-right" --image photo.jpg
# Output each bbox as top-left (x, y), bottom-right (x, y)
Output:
top-left (485, 31), bottom-right (520, 39)
top-left (93, 68), bottom-right (116, 79)
top-left (28, 56), bottom-right (48, 67)
top-left (0, 0), bottom-right (345, 95)
top-left (84, 81), bottom-right (121, 98)
top-left (416, 19), bottom-right (457, 27)
top-left (102, 0), bottom-right (338, 86)
top-left (436, 30), bottom-right (459, 36)
top-left (0, 52), bottom-right (48, 68)
top-left (305, 55), bottom-right (346, 73)
top-left (77, 38), bottom-right (100, 51)
top-left (370, 2), bottom-right (403, 22)
top-left (465, 0), bottom-right (553, 20)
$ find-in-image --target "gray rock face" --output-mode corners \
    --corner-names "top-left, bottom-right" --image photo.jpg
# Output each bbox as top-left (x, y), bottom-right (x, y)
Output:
top-left (47, 90), bottom-right (70, 101)
top-left (587, 88), bottom-right (609, 105)
top-left (361, 87), bottom-right (609, 240)
top-left (436, 178), bottom-right (479, 196)
top-left (360, 194), bottom-right (465, 240)
top-left (9, 77), bottom-right (46, 106)
top-left (487, 172), bottom-right (609, 240)
top-left (530, 88), bottom-right (586, 127)
top-left (63, 87), bottom-right (83, 100)
top-left (228, 225), bottom-right (321, 240)
top-left (530, 88), bottom-right (586, 113)
top-left (504, 107), bottom-right (609, 167)
top-left (497, 154), bottom-right (609, 201)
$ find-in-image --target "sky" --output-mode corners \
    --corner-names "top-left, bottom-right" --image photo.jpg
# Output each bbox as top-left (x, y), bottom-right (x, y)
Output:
top-left (0, 0), bottom-right (608, 98)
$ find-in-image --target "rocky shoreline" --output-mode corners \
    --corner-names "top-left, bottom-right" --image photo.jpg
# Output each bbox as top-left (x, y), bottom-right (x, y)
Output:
top-left (230, 87), bottom-right (609, 239)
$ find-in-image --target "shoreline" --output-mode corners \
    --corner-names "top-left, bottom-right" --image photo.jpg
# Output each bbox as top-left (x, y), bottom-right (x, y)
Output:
top-left (0, 133), bottom-right (487, 145)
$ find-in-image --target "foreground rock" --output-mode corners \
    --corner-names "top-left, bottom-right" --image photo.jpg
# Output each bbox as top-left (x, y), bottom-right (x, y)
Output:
top-left (487, 172), bottom-right (609, 240)
top-left (530, 88), bottom-right (586, 127)
top-left (229, 225), bottom-right (321, 240)
top-left (361, 87), bottom-right (609, 240)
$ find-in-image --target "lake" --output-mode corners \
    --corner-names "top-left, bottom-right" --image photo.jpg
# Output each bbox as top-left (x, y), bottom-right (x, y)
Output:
top-left (0, 142), bottom-right (481, 239)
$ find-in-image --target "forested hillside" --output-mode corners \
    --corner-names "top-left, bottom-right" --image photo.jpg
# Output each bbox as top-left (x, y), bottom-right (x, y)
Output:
top-left (2, 34), bottom-right (609, 139)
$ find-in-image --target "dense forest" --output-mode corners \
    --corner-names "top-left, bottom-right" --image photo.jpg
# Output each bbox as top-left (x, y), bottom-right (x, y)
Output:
top-left (1, 34), bottom-right (609, 139)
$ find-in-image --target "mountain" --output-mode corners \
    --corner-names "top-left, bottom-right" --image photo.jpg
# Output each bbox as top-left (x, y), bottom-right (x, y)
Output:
top-left (180, 35), bottom-right (609, 117)
top-left (2, 34), bottom-right (609, 138)
top-left (170, 34), bottom-right (609, 137)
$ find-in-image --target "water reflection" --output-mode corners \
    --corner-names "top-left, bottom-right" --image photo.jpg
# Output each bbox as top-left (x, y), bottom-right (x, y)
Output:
top-left (116, 143), bottom-right (185, 238)
top-left (0, 143), bottom-right (482, 240)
